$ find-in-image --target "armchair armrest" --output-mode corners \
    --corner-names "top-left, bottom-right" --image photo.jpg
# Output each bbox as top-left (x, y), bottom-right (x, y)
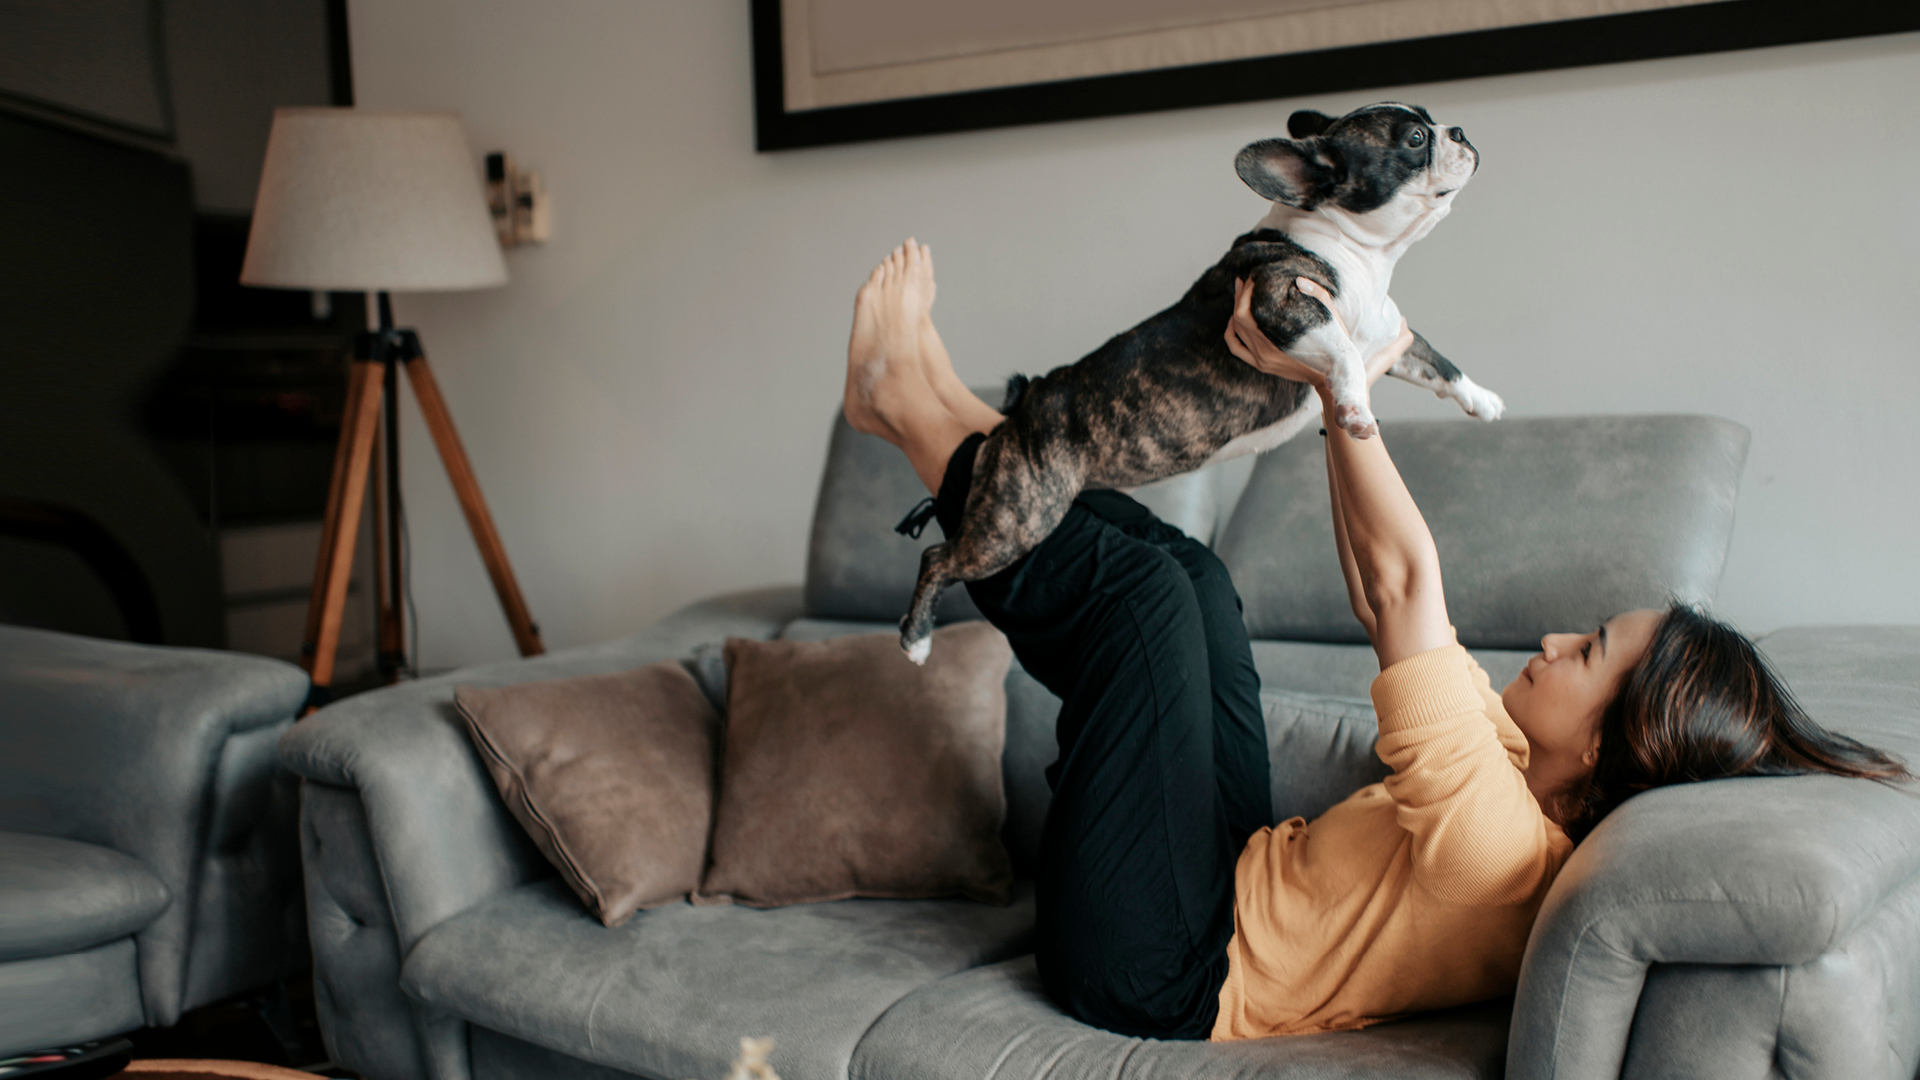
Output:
top-left (0, 625), bottom-right (310, 1024)
top-left (1509, 625), bottom-right (1920, 1080)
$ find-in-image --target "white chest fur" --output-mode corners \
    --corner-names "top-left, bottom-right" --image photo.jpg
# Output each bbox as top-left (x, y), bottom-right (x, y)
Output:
top-left (1256, 200), bottom-right (1445, 355)
top-left (1280, 225), bottom-right (1402, 355)
top-left (1206, 209), bottom-right (1417, 461)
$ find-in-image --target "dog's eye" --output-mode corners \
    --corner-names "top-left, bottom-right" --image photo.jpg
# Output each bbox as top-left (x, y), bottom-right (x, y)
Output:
top-left (1407, 130), bottom-right (1425, 147)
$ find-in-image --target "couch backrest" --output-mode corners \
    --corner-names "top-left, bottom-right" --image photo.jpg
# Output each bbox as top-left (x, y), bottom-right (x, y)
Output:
top-left (806, 410), bottom-right (1749, 650)
top-left (805, 415), bottom-right (985, 625)
top-left (1216, 414), bottom-right (1750, 649)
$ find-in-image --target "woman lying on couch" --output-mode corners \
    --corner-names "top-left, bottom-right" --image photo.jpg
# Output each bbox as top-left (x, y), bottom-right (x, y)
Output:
top-left (840, 239), bottom-right (1905, 1042)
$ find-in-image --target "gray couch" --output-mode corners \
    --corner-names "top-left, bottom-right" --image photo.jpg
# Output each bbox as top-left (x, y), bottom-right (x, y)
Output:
top-left (279, 412), bottom-right (1920, 1080)
top-left (0, 627), bottom-right (312, 1056)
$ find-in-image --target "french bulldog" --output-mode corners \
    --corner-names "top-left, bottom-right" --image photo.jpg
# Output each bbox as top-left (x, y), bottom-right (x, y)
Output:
top-left (899, 102), bottom-right (1503, 663)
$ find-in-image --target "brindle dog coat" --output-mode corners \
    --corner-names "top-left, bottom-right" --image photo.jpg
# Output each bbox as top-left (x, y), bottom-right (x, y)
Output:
top-left (899, 103), bottom-right (1503, 663)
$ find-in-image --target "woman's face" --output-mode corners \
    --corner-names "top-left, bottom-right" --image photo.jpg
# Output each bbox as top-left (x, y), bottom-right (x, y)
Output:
top-left (1503, 608), bottom-right (1663, 790)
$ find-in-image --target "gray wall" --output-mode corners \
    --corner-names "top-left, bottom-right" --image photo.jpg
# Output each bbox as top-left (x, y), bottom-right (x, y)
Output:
top-left (345, 0), bottom-right (1920, 670)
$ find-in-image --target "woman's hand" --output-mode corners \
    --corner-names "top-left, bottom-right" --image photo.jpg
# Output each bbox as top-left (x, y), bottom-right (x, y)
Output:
top-left (1224, 276), bottom-right (1413, 391)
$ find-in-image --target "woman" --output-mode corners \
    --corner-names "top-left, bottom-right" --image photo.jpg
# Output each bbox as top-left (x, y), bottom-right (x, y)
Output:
top-left (841, 240), bottom-right (1905, 1042)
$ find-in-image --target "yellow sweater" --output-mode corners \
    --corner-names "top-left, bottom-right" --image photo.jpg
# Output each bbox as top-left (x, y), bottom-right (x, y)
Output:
top-left (1212, 641), bottom-right (1574, 1039)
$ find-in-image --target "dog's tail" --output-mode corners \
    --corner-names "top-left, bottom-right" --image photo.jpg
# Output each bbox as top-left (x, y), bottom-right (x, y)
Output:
top-left (1001, 374), bottom-right (1031, 415)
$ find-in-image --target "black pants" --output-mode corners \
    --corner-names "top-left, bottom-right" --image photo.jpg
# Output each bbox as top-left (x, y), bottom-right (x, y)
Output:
top-left (931, 433), bottom-right (1271, 1040)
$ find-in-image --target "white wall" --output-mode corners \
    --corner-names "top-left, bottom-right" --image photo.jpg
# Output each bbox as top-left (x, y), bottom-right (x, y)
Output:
top-left (345, 0), bottom-right (1920, 671)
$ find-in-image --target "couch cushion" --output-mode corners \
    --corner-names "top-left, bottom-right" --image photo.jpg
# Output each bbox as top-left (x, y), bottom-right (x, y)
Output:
top-left (1262, 691), bottom-right (1387, 826)
top-left (1217, 415), bottom-right (1749, 649)
top-left (400, 876), bottom-right (1035, 1080)
top-left (702, 624), bottom-right (1014, 907)
top-left (454, 662), bottom-right (719, 926)
top-left (1756, 625), bottom-right (1920, 763)
top-left (849, 956), bottom-right (1511, 1080)
top-left (777, 618), bottom-right (1058, 879)
top-left (0, 831), bottom-right (170, 962)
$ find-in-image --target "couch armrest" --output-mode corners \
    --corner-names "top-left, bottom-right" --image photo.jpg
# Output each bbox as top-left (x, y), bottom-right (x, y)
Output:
top-left (0, 625), bottom-right (310, 1024)
top-left (1509, 625), bottom-right (1920, 1080)
top-left (277, 586), bottom-right (805, 953)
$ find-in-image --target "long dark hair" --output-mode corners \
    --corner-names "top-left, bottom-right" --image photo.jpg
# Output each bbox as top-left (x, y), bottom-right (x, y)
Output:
top-left (1554, 604), bottom-right (1909, 841)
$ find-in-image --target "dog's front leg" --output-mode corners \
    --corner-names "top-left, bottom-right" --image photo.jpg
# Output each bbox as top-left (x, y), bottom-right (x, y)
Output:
top-left (1244, 270), bottom-right (1378, 438)
top-left (1316, 330), bottom-right (1377, 439)
top-left (1389, 331), bottom-right (1505, 421)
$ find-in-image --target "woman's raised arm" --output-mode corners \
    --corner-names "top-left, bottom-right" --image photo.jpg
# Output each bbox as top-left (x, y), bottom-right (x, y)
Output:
top-left (1226, 277), bottom-right (1453, 670)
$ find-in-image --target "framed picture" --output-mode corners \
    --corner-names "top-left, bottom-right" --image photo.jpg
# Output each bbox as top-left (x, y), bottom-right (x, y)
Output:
top-left (753, 0), bottom-right (1918, 151)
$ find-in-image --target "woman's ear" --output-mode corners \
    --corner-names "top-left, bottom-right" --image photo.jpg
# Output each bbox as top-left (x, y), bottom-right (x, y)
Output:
top-left (1581, 730), bottom-right (1603, 768)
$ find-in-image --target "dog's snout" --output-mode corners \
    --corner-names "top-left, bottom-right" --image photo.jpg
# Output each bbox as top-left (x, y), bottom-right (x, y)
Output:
top-left (1448, 127), bottom-right (1465, 143)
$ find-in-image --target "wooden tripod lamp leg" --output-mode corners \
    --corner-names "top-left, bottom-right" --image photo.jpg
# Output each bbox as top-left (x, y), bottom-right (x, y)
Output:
top-left (402, 353), bottom-right (546, 657)
top-left (302, 359), bottom-right (386, 694)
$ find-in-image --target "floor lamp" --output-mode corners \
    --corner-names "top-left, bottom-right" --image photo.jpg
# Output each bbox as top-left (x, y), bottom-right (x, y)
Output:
top-left (241, 108), bottom-right (544, 704)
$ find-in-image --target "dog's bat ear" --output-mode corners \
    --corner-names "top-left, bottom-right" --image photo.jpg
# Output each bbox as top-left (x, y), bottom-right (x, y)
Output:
top-left (1287, 110), bottom-right (1334, 138)
top-left (1236, 137), bottom-right (1343, 209)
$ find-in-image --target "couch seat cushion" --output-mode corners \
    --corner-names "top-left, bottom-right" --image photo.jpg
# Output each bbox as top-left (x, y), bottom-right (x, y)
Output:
top-left (0, 831), bottom-right (170, 961)
top-left (850, 956), bottom-right (1511, 1080)
top-left (400, 876), bottom-right (1035, 1080)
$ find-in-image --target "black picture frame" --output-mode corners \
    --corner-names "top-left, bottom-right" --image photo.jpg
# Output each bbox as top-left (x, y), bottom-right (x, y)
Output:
top-left (753, 0), bottom-right (1918, 152)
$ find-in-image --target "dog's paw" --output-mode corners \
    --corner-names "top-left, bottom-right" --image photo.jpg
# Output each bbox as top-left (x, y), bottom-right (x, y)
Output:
top-left (1454, 378), bottom-right (1505, 422)
top-left (903, 636), bottom-right (932, 666)
top-left (1334, 403), bottom-right (1378, 440)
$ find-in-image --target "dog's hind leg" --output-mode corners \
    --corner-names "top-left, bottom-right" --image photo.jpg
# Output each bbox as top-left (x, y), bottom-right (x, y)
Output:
top-left (900, 429), bottom-right (1083, 662)
top-left (1390, 331), bottom-right (1504, 421)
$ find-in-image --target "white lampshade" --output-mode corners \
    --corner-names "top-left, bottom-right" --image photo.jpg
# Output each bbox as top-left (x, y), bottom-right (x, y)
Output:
top-left (241, 108), bottom-right (508, 292)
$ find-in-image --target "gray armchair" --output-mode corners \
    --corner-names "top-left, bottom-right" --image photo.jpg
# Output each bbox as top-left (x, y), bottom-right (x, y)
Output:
top-left (0, 626), bottom-right (311, 1056)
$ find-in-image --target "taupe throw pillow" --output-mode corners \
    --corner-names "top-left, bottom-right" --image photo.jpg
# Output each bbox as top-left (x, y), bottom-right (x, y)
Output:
top-left (699, 622), bottom-right (1015, 907)
top-left (454, 662), bottom-right (717, 927)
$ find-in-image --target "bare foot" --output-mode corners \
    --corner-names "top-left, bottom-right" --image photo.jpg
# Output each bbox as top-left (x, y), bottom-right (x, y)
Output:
top-left (884, 240), bottom-right (934, 373)
top-left (844, 262), bottom-right (896, 439)
top-left (920, 320), bottom-right (1006, 433)
top-left (844, 241), bottom-right (939, 441)
top-left (910, 244), bottom-right (1008, 433)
